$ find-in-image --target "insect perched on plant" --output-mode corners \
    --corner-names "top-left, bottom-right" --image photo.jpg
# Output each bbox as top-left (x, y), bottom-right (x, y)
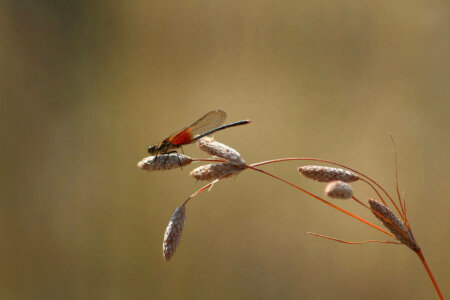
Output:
top-left (147, 110), bottom-right (251, 158)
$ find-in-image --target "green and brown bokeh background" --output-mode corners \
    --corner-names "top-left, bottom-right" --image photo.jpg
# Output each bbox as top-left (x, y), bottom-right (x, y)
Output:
top-left (1, 1), bottom-right (449, 299)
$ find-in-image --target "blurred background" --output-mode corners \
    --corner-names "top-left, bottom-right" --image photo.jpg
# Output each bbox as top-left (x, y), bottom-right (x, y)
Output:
top-left (1, 1), bottom-right (449, 299)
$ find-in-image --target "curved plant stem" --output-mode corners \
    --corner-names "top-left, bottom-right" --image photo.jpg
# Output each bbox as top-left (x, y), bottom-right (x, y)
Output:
top-left (358, 178), bottom-right (389, 208)
top-left (183, 179), bottom-right (219, 205)
top-left (352, 196), bottom-right (369, 208)
top-left (250, 159), bottom-right (443, 299)
top-left (416, 250), bottom-right (444, 300)
top-left (252, 157), bottom-right (405, 220)
top-left (307, 232), bottom-right (402, 245)
top-left (182, 158), bottom-right (443, 299)
top-left (246, 164), bottom-right (394, 238)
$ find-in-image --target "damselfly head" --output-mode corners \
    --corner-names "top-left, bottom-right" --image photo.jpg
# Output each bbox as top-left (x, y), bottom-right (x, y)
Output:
top-left (148, 145), bottom-right (157, 154)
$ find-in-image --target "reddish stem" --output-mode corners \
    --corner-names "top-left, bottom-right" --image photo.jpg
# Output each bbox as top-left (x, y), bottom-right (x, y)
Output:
top-left (351, 196), bottom-right (369, 208)
top-left (253, 157), bottom-right (405, 221)
top-left (358, 178), bottom-right (389, 208)
top-left (183, 179), bottom-right (219, 205)
top-left (416, 250), bottom-right (444, 300)
top-left (246, 164), bottom-right (394, 238)
top-left (307, 232), bottom-right (401, 245)
top-left (184, 157), bottom-right (443, 299)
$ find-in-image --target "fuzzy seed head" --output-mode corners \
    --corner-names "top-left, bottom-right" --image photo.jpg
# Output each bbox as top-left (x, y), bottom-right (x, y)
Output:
top-left (163, 204), bottom-right (186, 261)
top-left (197, 137), bottom-right (245, 166)
top-left (368, 199), bottom-right (420, 251)
top-left (190, 162), bottom-right (245, 181)
top-left (137, 154), bottom-right (192, 171)
top-left (298, 166), bottom-right (359, 182)
top-left (325, 181), bottom-right (353, 199)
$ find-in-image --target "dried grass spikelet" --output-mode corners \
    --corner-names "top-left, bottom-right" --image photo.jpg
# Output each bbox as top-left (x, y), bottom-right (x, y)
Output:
top-left (190, 162), bottom-right (245, 181)
top-left (298, 165), bottom-right (359, 183)
top-left (163, 204), bottom-right (186, 261)
top-left (196, 137), bottom-right (245, 166)
top-left (368, 199), bottom-right (420, 251)
top-left (325, 180), bottom-right (353, 199)
top-left (137, 154), bottom-right (192, 171)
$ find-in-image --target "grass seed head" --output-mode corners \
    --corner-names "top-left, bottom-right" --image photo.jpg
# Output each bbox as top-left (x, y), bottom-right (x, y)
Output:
top-left (163, 204), bottom-right (186, 261)
top-left (197, 137), bottom-right (245, 166)
top-left (368, 199), bottom-right (420, 251)
top-left (190, 162), bottom-right (245, 181)
top-left (298, 165), bottom-right (359, 182)
top-left (137, 154), bottom-right (192, 171)
top-left (325, 180), bottom-right (353, 199)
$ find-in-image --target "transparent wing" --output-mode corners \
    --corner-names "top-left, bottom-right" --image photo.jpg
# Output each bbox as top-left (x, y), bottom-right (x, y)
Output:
top-left (168, 110), bottom-right (226, 145)
top-left (188, 110), bottom-right (226, 138)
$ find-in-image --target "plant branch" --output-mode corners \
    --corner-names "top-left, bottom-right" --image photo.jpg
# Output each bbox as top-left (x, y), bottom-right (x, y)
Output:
top-left (307, 232), bottom-right (401, 245)
top-left (246, 164), bottom-right (394, 238)
top-left (416, 250), bottom-right (444, 300)
top-left (252, 157), bottom-right (405, 221)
